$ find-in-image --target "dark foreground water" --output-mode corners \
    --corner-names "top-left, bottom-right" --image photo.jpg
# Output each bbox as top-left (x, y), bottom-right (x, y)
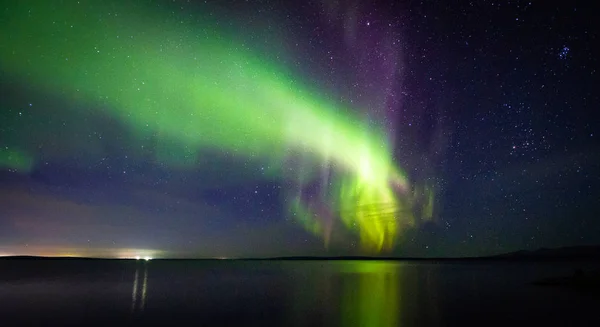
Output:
top-left (0, 259), bottom-right (598, 326)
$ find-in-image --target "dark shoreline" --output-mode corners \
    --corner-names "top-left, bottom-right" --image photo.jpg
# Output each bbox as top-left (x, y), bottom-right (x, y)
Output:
top-left (2, 245), bottom-right (599, 262)
top-left (1, 255), bottom-right (599, 262)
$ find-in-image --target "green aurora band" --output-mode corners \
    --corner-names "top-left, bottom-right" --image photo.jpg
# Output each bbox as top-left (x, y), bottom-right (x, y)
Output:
top-left (0, 148), bottom-right (34, 173)
top-left (0, 0), bottom-right (433, 252)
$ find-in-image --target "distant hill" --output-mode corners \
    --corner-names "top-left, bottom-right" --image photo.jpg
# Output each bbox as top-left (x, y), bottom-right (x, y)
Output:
top-left (493, 245), bottom-right (600, 260)
top-left (262, 246), bottom-right (600, 261)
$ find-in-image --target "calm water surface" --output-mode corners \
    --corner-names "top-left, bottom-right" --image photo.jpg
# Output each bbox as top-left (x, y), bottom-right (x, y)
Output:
top-left (0, 259), bottom-right (598, 326)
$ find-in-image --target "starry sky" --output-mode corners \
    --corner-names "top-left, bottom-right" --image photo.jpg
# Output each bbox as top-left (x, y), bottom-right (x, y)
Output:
top-left (0, 0), bottom-right (598, 258)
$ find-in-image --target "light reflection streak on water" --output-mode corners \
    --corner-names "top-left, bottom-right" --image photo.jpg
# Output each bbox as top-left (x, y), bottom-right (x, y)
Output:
top-left (290, 261), bottom-right (402, 327)
top-left (131, 268), bottom-right (138, 313)
top-left (131, 263), bottom-right (148, 314)
top-left (141, 265), bottom-right (148, 310)
top-left (339, 262), bottom-right (400, 327)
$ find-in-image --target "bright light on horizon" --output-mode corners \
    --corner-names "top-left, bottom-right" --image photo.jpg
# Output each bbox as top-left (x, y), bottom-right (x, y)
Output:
top-left (0, 246), bottom-right (164, 259)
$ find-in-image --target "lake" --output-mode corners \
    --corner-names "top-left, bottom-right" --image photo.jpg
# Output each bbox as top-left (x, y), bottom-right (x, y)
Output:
top-left (0, 259), bottom-right (598, 326)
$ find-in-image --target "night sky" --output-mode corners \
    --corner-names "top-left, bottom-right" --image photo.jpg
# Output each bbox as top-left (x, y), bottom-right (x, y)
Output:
top-left (1, 0), bottom-right (598, 258)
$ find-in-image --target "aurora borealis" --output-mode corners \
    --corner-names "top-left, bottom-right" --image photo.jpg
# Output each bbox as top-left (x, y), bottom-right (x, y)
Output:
top-left (1, 0), bottom-right (599, 258)
top-left (0, 0), bottom-right (433, 253)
